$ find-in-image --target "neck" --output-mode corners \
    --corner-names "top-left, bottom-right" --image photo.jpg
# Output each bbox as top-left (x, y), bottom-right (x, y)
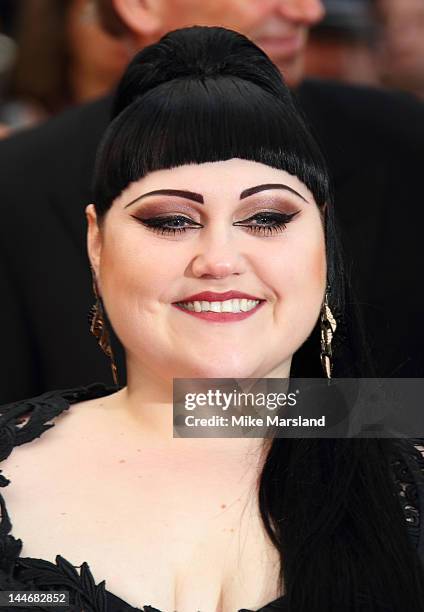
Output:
top-left (113, 357), bottom-right (290, 449)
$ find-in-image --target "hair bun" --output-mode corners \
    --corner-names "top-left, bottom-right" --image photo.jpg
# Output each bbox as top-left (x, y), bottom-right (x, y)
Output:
top-left (112, 26), bottom-right (285, 117)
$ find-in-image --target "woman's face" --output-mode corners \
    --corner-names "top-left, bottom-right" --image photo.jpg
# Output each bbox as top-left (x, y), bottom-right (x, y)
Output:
top-left (87, 159), bottom-right (326, 383)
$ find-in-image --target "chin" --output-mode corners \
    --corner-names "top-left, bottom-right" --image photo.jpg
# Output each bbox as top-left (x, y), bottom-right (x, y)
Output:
top-left (180, 359), bottom-right (260, 381)
top-left (277, 57), bottom-right (305, 89)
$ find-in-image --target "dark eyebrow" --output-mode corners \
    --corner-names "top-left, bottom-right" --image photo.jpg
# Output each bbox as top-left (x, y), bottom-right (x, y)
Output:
top-left (124, 189), bottom-right (204, 208)
top-left (124, 183), bottom-right (308, 208)
top-left (240, 183), bottom-right (309, 203)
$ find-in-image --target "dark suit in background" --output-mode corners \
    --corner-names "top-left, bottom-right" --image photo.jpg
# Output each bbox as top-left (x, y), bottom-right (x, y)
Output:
top-left (0, 80), bottom-right (423, 404)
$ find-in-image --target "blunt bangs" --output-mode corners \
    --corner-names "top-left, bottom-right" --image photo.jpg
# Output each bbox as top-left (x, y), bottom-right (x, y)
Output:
top-left (92, 76), bottom-right (331, 215)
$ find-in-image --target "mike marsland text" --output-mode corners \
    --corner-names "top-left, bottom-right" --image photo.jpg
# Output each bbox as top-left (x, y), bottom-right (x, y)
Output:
top-left (184, 415), bottom-right (326, 427)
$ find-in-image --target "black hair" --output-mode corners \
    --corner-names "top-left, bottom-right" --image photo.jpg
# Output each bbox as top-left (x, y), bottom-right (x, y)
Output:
top-left (93, 26), bottom-right (330, 212)
top-left (92, 26), bottom-right (424, 611)
top-left (93, 25), bottom-right (343, 372)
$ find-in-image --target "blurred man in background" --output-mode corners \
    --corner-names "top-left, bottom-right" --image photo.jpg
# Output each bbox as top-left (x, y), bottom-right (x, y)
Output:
top-left (95, 0), bottom-right (324, 86)
top-left (0, 0), bottom-right (423, 403)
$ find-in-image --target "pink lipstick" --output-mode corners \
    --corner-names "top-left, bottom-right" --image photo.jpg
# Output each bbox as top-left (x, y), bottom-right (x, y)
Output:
top-left (172, 290), bottom-right (266, 323)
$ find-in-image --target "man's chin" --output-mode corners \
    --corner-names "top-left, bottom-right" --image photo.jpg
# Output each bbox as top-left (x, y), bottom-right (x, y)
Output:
top-left (272, 55), bottom-right (305, 89)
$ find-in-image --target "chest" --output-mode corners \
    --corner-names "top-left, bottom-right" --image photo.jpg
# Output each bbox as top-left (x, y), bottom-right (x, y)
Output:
top-left (0, 427), bottom-right (282, 611)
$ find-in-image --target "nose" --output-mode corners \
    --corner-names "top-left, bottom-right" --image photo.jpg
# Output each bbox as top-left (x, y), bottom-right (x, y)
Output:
top-left (275, 0), bottom-right (325, 26)
top-left (191, 231), bottom-right (247, 280)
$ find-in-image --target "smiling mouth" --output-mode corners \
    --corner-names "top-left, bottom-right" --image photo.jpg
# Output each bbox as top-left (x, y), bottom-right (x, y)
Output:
top-left (172, 298), bottom-right (266, 322)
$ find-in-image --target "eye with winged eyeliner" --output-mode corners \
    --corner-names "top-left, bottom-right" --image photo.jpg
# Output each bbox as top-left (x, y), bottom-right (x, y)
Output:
top-left (131, 210), bottom-right (300, 237)
top-left (123, 183), bottom-right (310, 208)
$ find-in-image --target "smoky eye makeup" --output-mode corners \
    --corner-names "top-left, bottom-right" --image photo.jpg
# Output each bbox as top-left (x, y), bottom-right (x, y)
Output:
top-left (127, 193), bottom-right (304, 238)
top-left (129, 200), bottom-right (202, 237)
top-left (129, 193), bottom-right (302, 217)
top-left (240, 193), bottom-right (305, 213)
top-left (128, 200), bottom-right (202, 219)
top-left (131, 210), bottom-right (301, 239)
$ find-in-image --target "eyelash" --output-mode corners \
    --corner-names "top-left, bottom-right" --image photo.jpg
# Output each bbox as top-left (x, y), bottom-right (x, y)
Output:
top-left (133, 211), bottom-right (300, 236)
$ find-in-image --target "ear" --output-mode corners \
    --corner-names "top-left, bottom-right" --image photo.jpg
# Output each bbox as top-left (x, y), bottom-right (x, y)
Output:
top-left (112, 0), bottom-right (161, 39)
top-left (86, 204), bottom-right (103, 283)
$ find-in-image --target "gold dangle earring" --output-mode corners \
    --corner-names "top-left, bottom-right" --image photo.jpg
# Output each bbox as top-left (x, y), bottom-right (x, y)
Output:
top-left (89, 269), bottom-right (119, 385)
top-left (320, 286), bottom-right (337, 379)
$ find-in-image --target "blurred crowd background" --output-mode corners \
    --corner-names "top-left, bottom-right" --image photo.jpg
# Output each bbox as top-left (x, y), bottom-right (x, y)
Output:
top-left (0, 0), bottom-right (423, 139)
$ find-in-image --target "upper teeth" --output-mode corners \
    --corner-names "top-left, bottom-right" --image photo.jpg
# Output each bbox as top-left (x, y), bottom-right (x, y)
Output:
top-left (177, 299), bottom-right (260, 313)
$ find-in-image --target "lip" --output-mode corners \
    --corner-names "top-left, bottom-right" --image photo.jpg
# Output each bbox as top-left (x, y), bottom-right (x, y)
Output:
top-left (172, 300), bottom-right (266, 323)
top-left (255, 35), bottom-right (304, 57)
top-left (175, 290), bottom-right (263, 303)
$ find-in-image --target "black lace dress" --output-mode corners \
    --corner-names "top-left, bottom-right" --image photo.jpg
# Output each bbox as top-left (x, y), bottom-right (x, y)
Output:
top-left (0, 383), bottom-right (423, 612)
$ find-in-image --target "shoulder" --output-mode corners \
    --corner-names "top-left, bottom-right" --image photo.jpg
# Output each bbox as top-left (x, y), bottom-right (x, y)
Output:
top-left (389, 438), bottom-right (424, 558)
top-left (391, 437), bottom-right (424, 485)
top-left (396, 438), bottom-right (424, 473)
top-left (297, 78), bottom-right (424, 149)
top-left (0, 383), bottom-right (116, 465)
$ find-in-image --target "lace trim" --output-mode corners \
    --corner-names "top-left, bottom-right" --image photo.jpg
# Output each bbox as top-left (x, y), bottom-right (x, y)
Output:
top-left (0, 387), bottom-right (423, 612)
top-left (391, 438), bottom-right (424, 553)
top-left (0, 384), bottom-right (120, 612)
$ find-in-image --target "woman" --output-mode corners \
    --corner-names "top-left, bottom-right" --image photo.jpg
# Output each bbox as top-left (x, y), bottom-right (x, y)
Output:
top-left (0, 26), bottom-right (424, 612)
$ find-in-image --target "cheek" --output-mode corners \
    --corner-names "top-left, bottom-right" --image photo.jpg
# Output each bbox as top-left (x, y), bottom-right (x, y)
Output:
top-left (264, 225), bottom-right (326, 332)
top-left (268, 226), bottom-right (326, 295)
top-left (97, 227), bottom-right (172, 321)
top-left (309, 240), bottom-right (327, 289)
top-left (294, 236), bottom-right (326, 304)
